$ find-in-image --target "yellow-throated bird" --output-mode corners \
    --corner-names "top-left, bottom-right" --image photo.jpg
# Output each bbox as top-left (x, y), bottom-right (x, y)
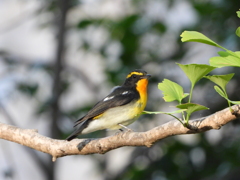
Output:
top-left (66, 69), bottom-right (151, 141)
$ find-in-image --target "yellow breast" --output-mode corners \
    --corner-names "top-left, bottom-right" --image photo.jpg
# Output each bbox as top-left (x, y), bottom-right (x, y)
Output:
top-left (81, 78), bottom-right (149, 134)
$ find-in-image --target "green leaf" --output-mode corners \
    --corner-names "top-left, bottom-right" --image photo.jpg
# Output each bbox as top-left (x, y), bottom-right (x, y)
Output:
top-left (208, 74), bottom-right (234, 108)
top-left (237, 9), bottom-right (240, 18)
top-left (214, 86), bottom-right (240, 105)
top-left (177, 103), bottom-right (209, 115)
top-left (158, 79), bottom-right (189, 103)
top-left (204, 73), bottom-right (234, 91)
top-left (209, 53), bottom-right (240, 68)
top-left (177, 64), bottom-right (216, 86)
top-left (143, 109), bottom-right (186, 115)
top-left (214, 85), bottom-right (228, 99)
top-left (236, 27), bottom-right (240, 38)
top-left (180, 31), bottom-right (225, 49)
top-left (235, 51), bottom-right (240, 58)
top-left (177, 103), bottom-right (209, 122)
top-left (218, 50), bottom-right (240, 58)
top-left (228, 100), bottom-right (240, 105)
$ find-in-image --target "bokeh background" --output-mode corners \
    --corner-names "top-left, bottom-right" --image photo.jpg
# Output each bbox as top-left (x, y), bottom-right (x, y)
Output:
top-left (0, 0), bottom-right (240, 180)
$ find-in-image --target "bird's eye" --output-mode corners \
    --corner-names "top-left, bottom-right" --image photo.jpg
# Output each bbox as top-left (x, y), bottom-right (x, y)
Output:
top-left (132, 74), bottom-right (137, 78)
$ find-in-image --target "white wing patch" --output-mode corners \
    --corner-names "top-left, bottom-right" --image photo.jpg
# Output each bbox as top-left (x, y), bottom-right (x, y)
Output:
top-left (103, 96), bottom-right (114, 102)
top-left (122, 91), bottom-right (128, 95)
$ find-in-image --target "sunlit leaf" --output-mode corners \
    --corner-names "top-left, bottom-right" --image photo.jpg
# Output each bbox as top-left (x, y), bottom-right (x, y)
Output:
top-left (204, 73), bottom-right (234, 91)
top-left (177, 64), bottom-right (216, 86)
top-left (180, 31), bottom-right (224, 49)
top-left (218, 51), bottom-right (240, 58)
top-left (158, 79), bottom-right (189, 103)
top-left (214, 86), bottom-right (240, 105)
top-left (209, 54), bottom-right (240, 68)
top-left (235, 51), bottom-right (240, 58)
top-left (214, 85), bottom-right (227, 99)
top-left (227, 100), bottom-right (240, 105)
top-left (177, 103), bottom-right (209, 122)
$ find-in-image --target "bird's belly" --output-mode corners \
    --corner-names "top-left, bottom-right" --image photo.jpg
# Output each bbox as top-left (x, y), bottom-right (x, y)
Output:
top-left (81, 100), bottom-right (145, 134)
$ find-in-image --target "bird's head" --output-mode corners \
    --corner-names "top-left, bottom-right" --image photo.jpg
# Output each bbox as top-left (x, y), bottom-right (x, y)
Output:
top-left (123, 69), bottom-right (151, 87)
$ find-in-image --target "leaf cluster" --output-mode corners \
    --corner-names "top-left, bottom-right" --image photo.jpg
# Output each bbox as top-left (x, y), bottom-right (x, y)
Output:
top-left (144, 10), bottom-right (240, 126)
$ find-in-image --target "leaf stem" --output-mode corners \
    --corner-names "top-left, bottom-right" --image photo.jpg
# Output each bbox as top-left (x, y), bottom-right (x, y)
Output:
top-left (166, 113), bottom-right (185, 126)
top-left (188, 85), bottom-right (194, 103)
top-left (223, 89), bottom-right (233, 111)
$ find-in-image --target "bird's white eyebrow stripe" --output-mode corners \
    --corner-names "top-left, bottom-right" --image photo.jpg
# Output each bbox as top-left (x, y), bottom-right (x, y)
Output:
top-left (103, 96), bottom-right (114, 101)
top-left (122, 91), bottom-right (128, 95)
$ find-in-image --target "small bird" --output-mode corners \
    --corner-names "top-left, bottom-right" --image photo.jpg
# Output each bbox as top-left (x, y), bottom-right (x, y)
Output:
top-left (66, 69), bottom-right (151, 141)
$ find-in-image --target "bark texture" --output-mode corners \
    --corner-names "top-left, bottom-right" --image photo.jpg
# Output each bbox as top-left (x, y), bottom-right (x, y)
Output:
top-left (0, 105), bottom-right (239, 161)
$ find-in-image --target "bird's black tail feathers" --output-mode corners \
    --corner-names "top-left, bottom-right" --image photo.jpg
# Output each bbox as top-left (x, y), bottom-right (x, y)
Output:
top-left (66, 120), bottom-right (90, 141)
top-left (66, 134), bottom-right (78, 141)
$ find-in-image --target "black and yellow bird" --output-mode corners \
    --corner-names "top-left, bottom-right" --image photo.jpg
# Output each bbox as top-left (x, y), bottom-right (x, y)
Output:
top-left (66, 69), bottom-right (151, 141)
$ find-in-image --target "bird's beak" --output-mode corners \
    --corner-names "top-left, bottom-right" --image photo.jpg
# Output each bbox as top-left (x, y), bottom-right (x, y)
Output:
top-left (143, 74), bottom-right (151, 79)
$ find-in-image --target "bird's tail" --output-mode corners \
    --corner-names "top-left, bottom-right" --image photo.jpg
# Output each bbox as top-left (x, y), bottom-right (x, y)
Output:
top-left (66, 133), bottom-right (78, 141)
top-left (66, 120), bottom-right (89, 141)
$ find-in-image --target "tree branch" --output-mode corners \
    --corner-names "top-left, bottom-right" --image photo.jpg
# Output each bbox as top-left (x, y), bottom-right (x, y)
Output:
top-left (0, 105), bottom-right (239, 161)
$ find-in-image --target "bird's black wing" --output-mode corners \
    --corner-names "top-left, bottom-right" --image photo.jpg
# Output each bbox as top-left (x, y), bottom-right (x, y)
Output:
top-left (66, 87), bottom-right (139, 140)
top-left (73, 87), bottom-right (139, 127)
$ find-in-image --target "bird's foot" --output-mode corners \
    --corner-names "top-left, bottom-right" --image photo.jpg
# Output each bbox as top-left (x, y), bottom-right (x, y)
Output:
top-left (118, 124), bottom-right (133, 132)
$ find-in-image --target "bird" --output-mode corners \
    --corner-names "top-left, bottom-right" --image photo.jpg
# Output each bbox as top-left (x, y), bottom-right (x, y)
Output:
top-left (66, 69), bottom-right (151, 141)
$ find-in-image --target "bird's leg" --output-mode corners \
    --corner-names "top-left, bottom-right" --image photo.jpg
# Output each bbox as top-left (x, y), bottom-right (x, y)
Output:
top-left (118, 124), bottom-right (133, 132)
top-left (115, 128), bottom-right (124, 136)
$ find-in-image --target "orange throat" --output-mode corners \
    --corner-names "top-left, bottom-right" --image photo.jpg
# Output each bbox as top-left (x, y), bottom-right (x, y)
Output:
top-left (136, 78), bottom-right (148, 108)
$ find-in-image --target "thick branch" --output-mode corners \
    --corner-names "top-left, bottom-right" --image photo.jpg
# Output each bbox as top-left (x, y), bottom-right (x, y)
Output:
top-left (0, 105), bottom-right (239, 161)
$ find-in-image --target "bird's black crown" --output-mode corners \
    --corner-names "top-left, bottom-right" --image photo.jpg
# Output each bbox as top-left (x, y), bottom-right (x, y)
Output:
top-left (123, 69), bottom-right (150, 87)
